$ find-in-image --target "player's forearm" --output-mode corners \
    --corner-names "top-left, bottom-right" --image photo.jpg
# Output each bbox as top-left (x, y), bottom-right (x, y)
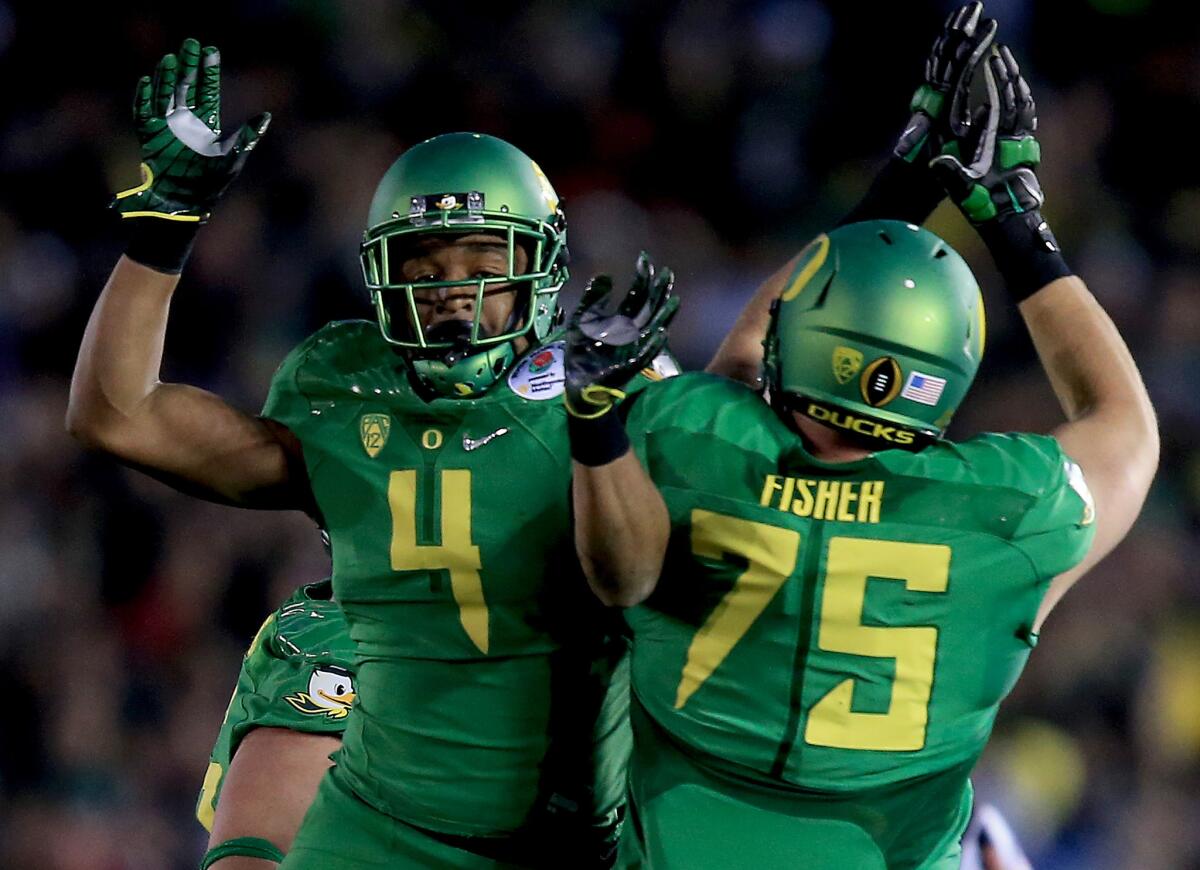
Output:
top-left (573, 452), bottom-right (669, 608)
top-left (67, 256), bottom-right (179, 446)
top-left (1019, 275), bottom-right (1158, 482)
top-left (706, 252), bottom-right (800, 386)
top-left (68, 257), bottom-right (301, 507)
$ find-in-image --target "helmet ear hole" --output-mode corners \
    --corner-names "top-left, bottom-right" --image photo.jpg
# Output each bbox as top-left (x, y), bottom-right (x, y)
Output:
top-left (878, 230), bottom-right (894, 245)
top-left (934, 248), bottom-right (948, 259)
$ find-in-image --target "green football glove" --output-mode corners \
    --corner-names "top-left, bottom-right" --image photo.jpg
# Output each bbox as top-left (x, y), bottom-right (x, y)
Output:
top-left (565, 253), bottom-right (678, 419)
top-left (931, 45), bottom-right (1071, 301)
top-left (841, 1), bottom-right (997, 226)
top-left (113, 38), bottom-right (270, 225)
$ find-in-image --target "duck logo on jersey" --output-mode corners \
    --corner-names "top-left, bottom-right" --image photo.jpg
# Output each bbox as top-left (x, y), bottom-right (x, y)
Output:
top-left (360, 414), bottom-right (391, 458)
top-left (508, 341), bottom-right (565, 400)
top-left (284, 665), bottom-right (357, 720)
top-left (860, 356), bottom-right (903, 407)
top-left (832, 346), bottom-right (863, 384)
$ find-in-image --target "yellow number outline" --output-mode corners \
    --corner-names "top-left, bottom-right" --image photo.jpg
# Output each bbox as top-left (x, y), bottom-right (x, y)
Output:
top-left (388, 469), bottom-right (488, 653)
top-left (675, 510), bottom-right (800, 709)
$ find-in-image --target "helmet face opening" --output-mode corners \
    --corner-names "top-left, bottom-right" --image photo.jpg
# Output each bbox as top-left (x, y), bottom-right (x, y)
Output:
top-left (361, 220), bottom-right (564, 352)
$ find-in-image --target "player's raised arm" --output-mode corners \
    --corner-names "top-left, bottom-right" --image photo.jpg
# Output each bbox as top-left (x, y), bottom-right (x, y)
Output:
top-left (566, 255), bottom-right (678, 607)
top-left (707, 1), bottom-right (997, 386)
top-left (933, 45), bottom-right (1158, 627)
top-left (67, 40), bottom-right (307, 510)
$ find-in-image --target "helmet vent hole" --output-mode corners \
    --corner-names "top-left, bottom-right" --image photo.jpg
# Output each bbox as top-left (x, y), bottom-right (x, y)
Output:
top-left (814, 272), bottom-right (836, 308)
top-left (878, 231), bottom-right (893, 245)
top-left (934, 248), bottom-right (948, 259)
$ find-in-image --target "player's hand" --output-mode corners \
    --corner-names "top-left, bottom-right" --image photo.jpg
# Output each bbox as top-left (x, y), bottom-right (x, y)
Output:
top-left (893, 1), bottom-right (998, 167)
top-left (113, 38), bottom-right (270, 224)
top-left (930, 44), bottom-right (1040, 224)
top-left (564, 253), bottom-right (679, 419)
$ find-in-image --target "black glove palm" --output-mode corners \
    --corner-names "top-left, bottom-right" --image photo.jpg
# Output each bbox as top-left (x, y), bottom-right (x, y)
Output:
top-left (564, 254), bottom-right (679, 420)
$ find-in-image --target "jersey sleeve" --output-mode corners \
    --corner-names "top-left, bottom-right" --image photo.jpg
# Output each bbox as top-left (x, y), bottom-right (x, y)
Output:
top-left (1001, 434), bottom-right (1097, 580)
top-left (625, 347), bottom-right (682, 397)
top-left (195, 582), bottom-right (357, 831)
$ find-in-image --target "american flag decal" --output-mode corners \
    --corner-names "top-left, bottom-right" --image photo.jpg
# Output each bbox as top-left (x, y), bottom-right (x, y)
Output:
top-left (901, 371), bottom-right (946, 406)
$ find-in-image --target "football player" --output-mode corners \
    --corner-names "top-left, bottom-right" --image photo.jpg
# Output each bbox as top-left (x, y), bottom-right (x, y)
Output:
top-left (565, 42), bottom-right (1157, 870)
top-left (69, 38), bottom-right (662, 868)
top-left (195, 579), bottom-right (354, 869)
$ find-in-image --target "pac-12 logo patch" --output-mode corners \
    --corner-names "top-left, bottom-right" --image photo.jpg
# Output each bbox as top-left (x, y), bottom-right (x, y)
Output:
top-left (832, 345), bottom-right (863, 385)
top-left (360, 414), bottom-right (391, 458)
top-left (284, 665), bottom-right (357, 720)
top-left (508, 341), bottom-right (565, 400)
top-left (860, 357), bottom-right (902, 407)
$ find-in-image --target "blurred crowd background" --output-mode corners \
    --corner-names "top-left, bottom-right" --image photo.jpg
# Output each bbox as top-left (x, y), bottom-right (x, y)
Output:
top-left (0, 0), bottom-right (1197, 867)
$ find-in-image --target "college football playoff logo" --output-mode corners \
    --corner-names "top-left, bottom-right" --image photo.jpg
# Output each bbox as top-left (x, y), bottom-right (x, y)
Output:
top-left (860, 357), bottom-right (903, 407)
top-left (360, 414), bottom-right (391, 458)
top-left (832, 346), bottom-right (863, 385)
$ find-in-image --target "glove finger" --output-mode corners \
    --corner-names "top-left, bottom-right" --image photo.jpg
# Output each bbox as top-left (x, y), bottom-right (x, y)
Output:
top-left (635, 265), bottom-right (675, 329)
top-left (1014, 72), bottom-right (1037, 133)
top-left (197, 45), bottom-right (222, 132)
top-left (176, 37), bottom-right (201, 111)
top-left (152, 52), bottom-right (178, 118)
top-left (989, 52), bottom-right (1016, 133)
top-left (963, 17), bottom-right (997, 70)
top-left (618, 252), bottom-right (653, 317)
top-left (998, 45), bottom-right (1037, 134)
top-left (929, 154), bottom-right (976, 202)
top-left (133, 75), bottom-right (153, 125)
top-left (954, 1), bottom-right (984, 36)
top-left (925, 32), bottom-right (946, 84)
top-left (575, 275), bottom-right (614, 326)
top-left (966, 59), bottom-right (1000, 175)
top-left (634, 295), bottom-right (680, 368)
top-left (230, 111), bottom-right (271, 153)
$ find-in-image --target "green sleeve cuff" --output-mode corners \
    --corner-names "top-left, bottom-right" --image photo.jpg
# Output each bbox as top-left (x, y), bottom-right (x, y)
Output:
top-left (201, 837), bottom-right (285, 869)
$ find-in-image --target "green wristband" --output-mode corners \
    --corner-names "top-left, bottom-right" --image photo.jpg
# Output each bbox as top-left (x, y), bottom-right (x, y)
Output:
top-left (200, 836), bottom-right (285, 869)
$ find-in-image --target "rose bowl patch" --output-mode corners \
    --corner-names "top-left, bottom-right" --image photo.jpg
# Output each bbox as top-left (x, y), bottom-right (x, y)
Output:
top-left (508, 341), bottom-right (566, 400)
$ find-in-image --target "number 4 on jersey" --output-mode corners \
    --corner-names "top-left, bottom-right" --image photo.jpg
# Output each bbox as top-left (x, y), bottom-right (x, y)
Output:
top-left (388, 469), bottom-right (489, 654)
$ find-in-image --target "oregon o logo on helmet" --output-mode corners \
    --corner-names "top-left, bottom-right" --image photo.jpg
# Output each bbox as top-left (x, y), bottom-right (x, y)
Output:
top-left (807, 403), bottom-right (916, 445)
top-left (860, 357), bottom-right (903, 407)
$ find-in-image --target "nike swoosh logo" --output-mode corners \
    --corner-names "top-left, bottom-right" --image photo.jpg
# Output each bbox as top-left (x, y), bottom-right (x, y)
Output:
top-left (462, 427), bottom-right (510, 452)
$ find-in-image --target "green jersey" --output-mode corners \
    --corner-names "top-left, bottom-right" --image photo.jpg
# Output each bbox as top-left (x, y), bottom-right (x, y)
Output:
top-left (197, 580), bottom-right (355, 832)
top-left (620, 373), bottom-right (1095, 868)
top-left (263, 321), bottom-right (667, 839)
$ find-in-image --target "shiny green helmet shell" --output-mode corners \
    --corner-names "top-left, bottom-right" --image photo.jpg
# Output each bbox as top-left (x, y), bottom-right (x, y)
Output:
top-left (359, 132), bottom-right (568, 398)
top-left (763, 220), bottom-right (986, 448)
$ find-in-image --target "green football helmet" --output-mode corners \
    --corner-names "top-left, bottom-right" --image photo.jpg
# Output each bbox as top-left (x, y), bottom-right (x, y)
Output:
top-left (763, 220), bottom-right (986, 449)
top-left (359, 132), bottom-right (568, 398)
